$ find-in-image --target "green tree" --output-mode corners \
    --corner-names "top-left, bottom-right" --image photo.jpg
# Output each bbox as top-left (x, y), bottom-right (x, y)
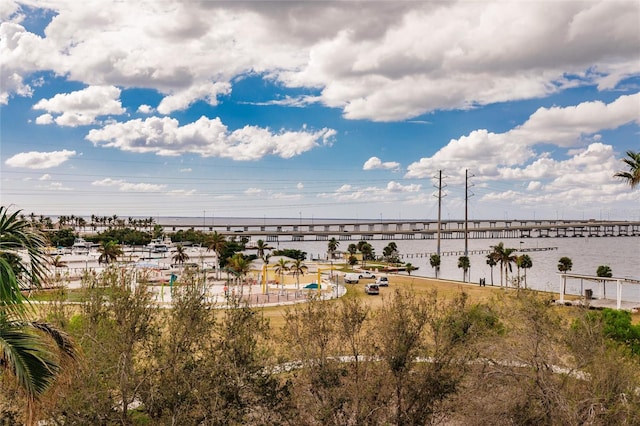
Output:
top-left (97, 240), bottom-right (123, 264)
top-left (274, 258), bottom-right (289, 290)
top-left (458, 255), bottom-right (470, 282)
top-left (290, 259), bottom-right (308, 289)
top-left (347, 243), bottom-right (357, 256)
top-left (430, 253), bottom-right (441, 279)
top-left (0, 207), bottom-right (76, 421)
top-left (557, 256), bottom-right (573, 273)
top-left (254, 239), bottom-right (272, 261)
top-left (383, 242), bottom-right (399, 263)
top-left (405, 262), bottom-right (417, 276)
top-left (226, 253), bottom-right (252, 293)
top-left (492, 243), bottom-right (517, 286)
top-left (171, 244), bottom-right (189, 266)
top-left (359, 242), bottom-right (374, 268)
top-left (486, 252), bottom-right (498, 286)
top-left (327, 237), bottom-right (339, 260)
top-left (614, 150), bottom-right (640, 189)
top-left (596, 265), bottom-right (612, 278)
top-left (518, 254), bottom-right (533, 289)
top-left (206, 231), bottom-right (226, 279)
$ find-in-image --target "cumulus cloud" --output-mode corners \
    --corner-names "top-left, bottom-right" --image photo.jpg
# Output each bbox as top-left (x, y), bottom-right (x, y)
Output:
top-left (33, 86), bottom-right (125, 126)
top-left (92, 178), bottom-right (166, 192)
top-left (363, 156), bottom-right (400, 171)
top-left (2, 2), bottom-right (638, 120)
top-left (86, 115), bottom-right (336, 160)
top-left (296, 182), bottom-right (304, 190)
top-left (137, 104), bottom-right (154, 114)
top-left (5, 150), bottom-right (76, 169)
top-left (405, 94), bottom-right (640, 181)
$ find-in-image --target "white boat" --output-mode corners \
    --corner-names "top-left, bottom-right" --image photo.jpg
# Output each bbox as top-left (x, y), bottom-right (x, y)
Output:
top-left (146, 237), bottom-right (172, 253)
top-left (72, 237), bottom-right (92, 253)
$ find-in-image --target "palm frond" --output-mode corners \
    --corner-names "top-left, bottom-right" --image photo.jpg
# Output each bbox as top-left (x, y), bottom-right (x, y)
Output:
top-left (0, 322), bottom-right (59, 398)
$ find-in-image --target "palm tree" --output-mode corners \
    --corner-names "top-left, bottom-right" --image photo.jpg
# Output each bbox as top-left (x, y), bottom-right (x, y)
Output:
top-left (327, 238), bottom-right (339, 260)
top-left (172, 244), bottom-right (189, 266)
top-left (290, 259), bottom-right (308, 289)
top-left (360, 242), bottom-right (374, 268)
top-left (226, 253), bottom-right (251, 295)
top-left (429, 254), bottom-right (441, 279)
top-left (491, 243), bottom-right (516, 286)
top-left (457, 256), bottom-right (470, 282)
top-left (98, 240), bottom-right (123, 264)
top-left (596, 264), bottom-right (613, 299)
top-left (557, 256), bottom-right (573, 273)
top-left (50, 255), bottom-right (68, 281)
top-left (254, 239), bottom-right (272, 261)
top-left (206, 231), bottom-right (226, 279)
top-left (614, 150), bottom-right (640, 189)
top-left (518, 254), bottom-right (533, 289)
top-left (274, 258), bottom-right (290, 290)
top-left (486, 253), bottom-right (498, 286)
top-left (0, 206), bottom-right (76, 415)
top-left (405, 263), bottom-right (417, 276)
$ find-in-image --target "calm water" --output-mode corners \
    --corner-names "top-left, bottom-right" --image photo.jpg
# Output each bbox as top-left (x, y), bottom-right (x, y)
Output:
top-left (273, 236), bottom-right (640, 302)
top-left (81, 216), bottom-right (640, 301)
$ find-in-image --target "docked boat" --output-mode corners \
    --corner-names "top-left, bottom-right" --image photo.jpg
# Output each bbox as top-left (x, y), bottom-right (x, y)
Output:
top-left (146, 237), bottom-right (172, 253)
top-left (72, 237), bottom-right (92, 253)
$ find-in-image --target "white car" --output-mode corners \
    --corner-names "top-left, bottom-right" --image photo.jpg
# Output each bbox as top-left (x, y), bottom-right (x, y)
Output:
top-left (375, 276), bottom-right (389, 287)
top-left (364, 284), bottom-right (380, 295)
top-left (356, 270), bottom-right (376, 280)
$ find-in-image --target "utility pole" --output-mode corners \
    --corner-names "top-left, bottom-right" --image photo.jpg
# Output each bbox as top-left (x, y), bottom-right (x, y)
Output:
top-left (464, 170), bottom-right (468, 257)
top-left (464, 169), bottom-right (474, 257)
top-left (434, 170), bottom-right (446, 256)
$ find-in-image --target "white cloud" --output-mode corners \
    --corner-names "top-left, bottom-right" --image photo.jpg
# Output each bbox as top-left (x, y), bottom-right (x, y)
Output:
top-left (296, 182), bottom-right (304, 190)
top-left (91, 178), bottom-right (166, 192)
top-left (39, 174), bottom-right (51, 180)
top-left (179, 168), bottom-right (192, 173)
top-left (5, 150), bottom-right (76, 169)
top-left (245, 188), bottom-right (263, 195)
top-left (363, 156), bottom-right (400, 171)
top-left (86, 115), bottom-right (336, 160)
top-left (33, 85), bottom-right (125, 126)
top-left (137, 104), bottom-right (154, 114)
top-left (2, 2), bottom-right (638, 121)
top-left (405, 94), bottom-right (640, 181)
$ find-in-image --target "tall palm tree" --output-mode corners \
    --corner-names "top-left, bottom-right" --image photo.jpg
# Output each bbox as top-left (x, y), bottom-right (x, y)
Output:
top-left (0, 206), bottom-right (76, 414)
top-left (457, 256), bottom-right (470, 282)
top-left (327, 238), bottom-right (339, 260)
top-left (486, 253), bottom-right (498, 286)
top-left (614, 150), bottom-right (640, 189)
top-left (172, 244), bottom-right (189, 266)
top-left (518, 254), bottom-right (533, 289)
top-left (429, 254), bottom-right (441, 279)
top-left (491, 243), bottom-right (516, 286)
top-left (274, 258), bottom-right (290, 291)
top-left (254, 239), bottom-right (272, 261)
top-left (360, 242), bottom-right (373, 268)
top-left (98, 240), bottom-right (123, 264)
top-left (290, 259), bottom-right (308, 289)
top-left (227, 253), bottom-right (251, 295)
top-left (206, 231), bottom-right (226, 279)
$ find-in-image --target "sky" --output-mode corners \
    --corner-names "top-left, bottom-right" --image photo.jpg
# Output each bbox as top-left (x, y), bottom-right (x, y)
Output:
top-left (1, 0), bottom-right (639, 221)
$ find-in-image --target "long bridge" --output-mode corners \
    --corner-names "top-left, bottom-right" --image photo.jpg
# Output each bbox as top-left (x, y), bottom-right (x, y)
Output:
top-left (160, 219), bottom-right (640, 242)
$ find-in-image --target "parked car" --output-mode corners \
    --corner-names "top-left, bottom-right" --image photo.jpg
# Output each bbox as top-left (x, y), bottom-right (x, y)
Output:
top-left (375, 276), bottom-right (389, 286)
top-left (357, 270), bottom-right (376, 280)
top-left (344, 272), bottom-right (360, 284)
top-left (364, 284), bottom-right (380, 295)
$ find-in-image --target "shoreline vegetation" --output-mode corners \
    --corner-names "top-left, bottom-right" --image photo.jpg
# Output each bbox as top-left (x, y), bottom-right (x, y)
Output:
top-left (4, 206), bottom-right (640, 424)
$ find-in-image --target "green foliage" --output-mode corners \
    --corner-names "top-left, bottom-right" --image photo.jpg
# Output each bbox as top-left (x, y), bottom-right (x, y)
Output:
top-left (272, 248), bottom-right (307, 261)
top-left (596, 264), bottom-right (613, 277)
top-left (168, 228), bottom-right (208, 245)
top-left (557, 256), bottom-right (573, 273)
top-left (47, 228), bottom-right (76, 247)
top-left (87, 227), bottom-right (152, 246)
top-left (599, 309), bottom-right (640, 355)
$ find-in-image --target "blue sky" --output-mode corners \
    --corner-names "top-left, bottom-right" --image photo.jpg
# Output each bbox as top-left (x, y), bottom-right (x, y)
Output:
top-left (1, 1), bottom-right (639, 220)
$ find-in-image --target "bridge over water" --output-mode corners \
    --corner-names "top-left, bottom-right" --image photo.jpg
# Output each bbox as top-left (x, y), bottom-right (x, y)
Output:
top-left (160, 219), bottom-right (640, 242)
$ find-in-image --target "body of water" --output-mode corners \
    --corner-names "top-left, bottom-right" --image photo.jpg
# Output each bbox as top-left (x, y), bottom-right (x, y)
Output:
top-left (271, 236), bottom-right (640, 302)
